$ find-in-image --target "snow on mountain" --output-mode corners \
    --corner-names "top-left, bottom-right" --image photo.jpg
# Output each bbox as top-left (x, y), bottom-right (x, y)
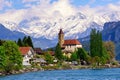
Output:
top-left (1, 11), bottom-right (120, 41)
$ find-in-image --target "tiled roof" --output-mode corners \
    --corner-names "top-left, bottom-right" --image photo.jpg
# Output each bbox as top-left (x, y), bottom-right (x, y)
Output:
top-left (19, 47), bottom-right (31, 55)
top-left (58, 29), bottom-right (64, 34)
top-left (63, 39), bottom-right (81, 45)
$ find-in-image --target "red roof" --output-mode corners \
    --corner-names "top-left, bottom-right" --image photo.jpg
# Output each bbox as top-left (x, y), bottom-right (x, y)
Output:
top-left (58, 29), bottom-right (64, 34)
top-left (19, 47), bottom-right (31, 55)
top-left (63, 39), bottom-right (81, 45)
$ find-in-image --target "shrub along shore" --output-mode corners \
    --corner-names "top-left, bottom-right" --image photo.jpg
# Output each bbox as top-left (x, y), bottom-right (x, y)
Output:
top-left (0, 61), bottom-right (120, 76)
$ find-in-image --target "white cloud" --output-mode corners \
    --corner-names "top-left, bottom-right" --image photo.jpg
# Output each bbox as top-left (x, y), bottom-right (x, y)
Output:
top-left (0, 0), bottom-right (12, 10)
top-left (0, 9), bottom-right (27, 24)
top-left (0, 0), bottom-right (120, 27)
top-left (22, 0), bottom-right (39, 3)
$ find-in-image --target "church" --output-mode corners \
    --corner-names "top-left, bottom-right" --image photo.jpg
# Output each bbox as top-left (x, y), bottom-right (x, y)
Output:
top-left (58, 29), bottom-right (82, 53)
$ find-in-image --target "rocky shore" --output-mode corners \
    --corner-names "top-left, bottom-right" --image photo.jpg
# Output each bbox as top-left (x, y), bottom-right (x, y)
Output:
top-left (0, 63), bottom-right (120, 76)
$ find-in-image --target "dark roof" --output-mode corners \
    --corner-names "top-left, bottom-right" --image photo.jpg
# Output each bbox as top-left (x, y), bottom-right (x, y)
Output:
top-left (58, 29), bottom-right (64, 34)
top-left (63, 39), bottom-right (81, 45)
top-left (34, 48), bottom-right (43, 54)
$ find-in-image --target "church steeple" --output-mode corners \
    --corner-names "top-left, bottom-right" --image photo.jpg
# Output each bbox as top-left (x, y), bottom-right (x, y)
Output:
top-left (58, 29), bottom-right (64, 47)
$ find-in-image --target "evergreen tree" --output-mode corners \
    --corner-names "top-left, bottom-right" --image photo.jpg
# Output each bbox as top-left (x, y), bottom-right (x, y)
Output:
top-left (90, 29), bottom-right (97, 57)
top-left (23, 36), bottom-right (28, 46)
top-left (90, 29), bottom-right (112, 65)
top-left (27, 36), bottom-right (34, 48)
top-left (90, 29), bottom-right (103, 57)
top-left (55, 43), bottom-right (63, 60)
top-left (17, 38), bottom-right (23, 47)
top-left (17, 36), bottom-right (34, 48)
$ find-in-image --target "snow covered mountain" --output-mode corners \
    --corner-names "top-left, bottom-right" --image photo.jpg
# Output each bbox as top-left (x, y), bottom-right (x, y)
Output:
top-left (0, 11), bottom-right (120, 48)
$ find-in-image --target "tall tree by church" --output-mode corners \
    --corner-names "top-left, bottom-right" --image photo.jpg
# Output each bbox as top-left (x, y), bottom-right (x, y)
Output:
top-left (90, 29), bottom-right (103, 57)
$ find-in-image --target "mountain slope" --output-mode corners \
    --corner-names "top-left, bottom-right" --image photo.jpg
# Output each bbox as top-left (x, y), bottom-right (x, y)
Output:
top-left (102, 21), bottom-right (120, 60)
top-left (0, 23), bottom-right (56, 49)
top-left (0, 24), bottom-right (25, 40)
top-left (102, 21), bottom-right (120, 42)
top-left (2, 11), bottom-right (120, 41)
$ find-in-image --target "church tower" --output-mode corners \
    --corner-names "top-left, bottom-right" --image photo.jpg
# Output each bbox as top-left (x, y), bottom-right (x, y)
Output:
top-left (58, 29), bottom-right (64, 47)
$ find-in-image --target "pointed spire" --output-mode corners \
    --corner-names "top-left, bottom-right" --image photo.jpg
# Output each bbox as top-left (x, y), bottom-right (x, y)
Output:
top-left (59, 29), bottom-right (64, 34)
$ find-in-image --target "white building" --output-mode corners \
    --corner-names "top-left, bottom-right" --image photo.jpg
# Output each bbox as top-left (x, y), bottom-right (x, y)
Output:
top-left (58, 29), bottom-right (82, 53)
top-left (63, 39), bottom-right (82, 52)
top-left (19, 47), bottom-right (35, 66)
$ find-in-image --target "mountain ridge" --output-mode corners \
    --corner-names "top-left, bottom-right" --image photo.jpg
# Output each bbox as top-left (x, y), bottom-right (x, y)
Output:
top-left (1, 11), bottom-right (120, 40)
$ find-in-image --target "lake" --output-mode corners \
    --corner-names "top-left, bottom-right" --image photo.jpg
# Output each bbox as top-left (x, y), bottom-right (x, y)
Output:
top-left (0, 68), bottom-right (120, 80)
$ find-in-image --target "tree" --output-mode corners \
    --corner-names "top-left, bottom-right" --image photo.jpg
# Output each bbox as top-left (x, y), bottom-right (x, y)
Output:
top-left (17, 36), bottom-right (34, 48)
top-left (27, 36), bottom-right (34, 48)
top-left (44, 52), bottom-right (53, 64)
top-left (0, 41), bottom-right (23, 73)
top-left (0, 46), bottom-right (6, 71)
top-left (103, 41), bottom-right (115, 60)
top-left (17, 38), bottom-right (23, 47)
top-left (71, 52), bottom-right (78, 61)
top-left (23, 36), bottom-right (28, 46)
top-left (55, 43), bottom-right (63, 60)
top-left (90, 29), bottom-right (103, 57)
top-left (0, 40), bottom-right (5, 46)
top-left (90, 29), bottom-right (113, 65)
top-left (77, 48), bottom-right (88, 61)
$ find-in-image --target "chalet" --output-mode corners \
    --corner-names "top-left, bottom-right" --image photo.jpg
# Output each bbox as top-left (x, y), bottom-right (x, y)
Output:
top-left (58, 29), bottom-right (82, 53)
top-left (19, 47), bottom-right (35, 66)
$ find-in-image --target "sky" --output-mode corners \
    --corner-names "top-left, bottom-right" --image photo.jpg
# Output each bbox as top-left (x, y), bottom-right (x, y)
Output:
top-left (0, 0), bottom-right (120, 24)
top-left (0, 0), bottom-right (120, 12)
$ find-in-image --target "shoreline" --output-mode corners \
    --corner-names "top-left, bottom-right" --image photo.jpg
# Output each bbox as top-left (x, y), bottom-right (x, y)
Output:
top-left (0, 64), bottom-right (120, 76)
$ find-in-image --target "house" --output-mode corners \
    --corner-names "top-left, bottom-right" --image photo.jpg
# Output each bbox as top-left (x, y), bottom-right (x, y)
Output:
top-left (33, 58), bottom-right (47, 66)
top-left (34, 48), bottom-right (43, 55)
top-left (19, 47), bottom-right (35, 66)
top-left (58, 29), bottom-right (82, 53)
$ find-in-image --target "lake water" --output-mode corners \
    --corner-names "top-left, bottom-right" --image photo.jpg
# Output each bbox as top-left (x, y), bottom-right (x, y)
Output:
top-left (0, 68), bottom-right (120, 80)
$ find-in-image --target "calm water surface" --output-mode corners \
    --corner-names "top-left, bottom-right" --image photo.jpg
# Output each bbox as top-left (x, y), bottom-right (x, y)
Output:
top-left (0, 68), bottom-right (120, 80)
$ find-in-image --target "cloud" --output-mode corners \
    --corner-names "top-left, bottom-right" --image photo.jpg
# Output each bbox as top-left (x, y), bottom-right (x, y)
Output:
top-left (0, 0), bottom-right (12, 10)
top-left (22, 0), bottom-right (39, 3)
top-left (0, 0), bottom-right (120, 26)
top-left (0, 9), bottom-right (27, 24)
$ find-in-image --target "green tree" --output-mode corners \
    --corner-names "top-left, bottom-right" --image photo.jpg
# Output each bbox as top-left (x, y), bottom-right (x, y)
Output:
top-left (77, 48), bottom-right (88, 61)
top-left (17, 38), bottom-right (23, 47)
top-left (0, 41), bottom-right (23, 73)
top-left (55, 43), bottom-right (63, 60)
top-left (44, 52), bottom-right (53, 64)
top-left (71, 52), bottom-right (78, 61)
top-left (27, 36), bottom-right (34, 48)
top-left (0, 46), bottom-right (6, 71)
top-left (0, 40), bottom-right (5, 46)
top-left (23, 36), bottom-right (28, 46)
top-left (103, 41), bottom-right (115, 60)
top-left (90, 29), bottom-right (103, 57)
